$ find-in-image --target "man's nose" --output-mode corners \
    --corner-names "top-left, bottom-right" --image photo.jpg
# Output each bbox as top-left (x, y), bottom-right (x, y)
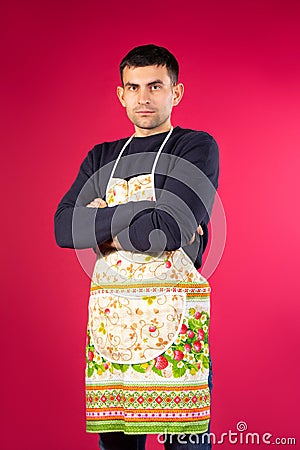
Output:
top-left (138, 88), bottom-right (150, 104)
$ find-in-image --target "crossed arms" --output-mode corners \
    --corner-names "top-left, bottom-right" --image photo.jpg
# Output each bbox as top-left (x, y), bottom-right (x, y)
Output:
top-left (85, 197), bottom-right (204, 252)
top-left (54, 132), bottom-right (219, 254)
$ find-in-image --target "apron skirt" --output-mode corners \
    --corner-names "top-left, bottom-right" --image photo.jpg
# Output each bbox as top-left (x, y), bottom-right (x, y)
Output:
top-left (85, 248), bottom-right (211, 435)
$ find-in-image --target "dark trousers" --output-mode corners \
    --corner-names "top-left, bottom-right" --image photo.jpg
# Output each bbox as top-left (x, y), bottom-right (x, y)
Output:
top-left (99, 423), bottom-right (212, 450)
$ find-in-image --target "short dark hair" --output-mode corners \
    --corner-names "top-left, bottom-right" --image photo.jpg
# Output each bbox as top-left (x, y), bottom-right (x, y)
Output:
top-left (120, 44), bottom-right (179, 85)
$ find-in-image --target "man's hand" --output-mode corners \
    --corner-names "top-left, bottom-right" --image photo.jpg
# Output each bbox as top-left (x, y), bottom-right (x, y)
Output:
top-left (86, 198), bottom-right (107, 208)
top-left (188, 224), bottom-right (204, 245)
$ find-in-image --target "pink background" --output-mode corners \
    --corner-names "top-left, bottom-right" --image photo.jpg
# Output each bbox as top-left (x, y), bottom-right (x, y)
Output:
top-left (1, 1), bottom-right (299, 449)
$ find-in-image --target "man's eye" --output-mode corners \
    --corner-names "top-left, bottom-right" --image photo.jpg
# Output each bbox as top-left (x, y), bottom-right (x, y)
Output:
top-left (129, 86), bottom-right (137, 91)
top-left (151, 85), bottom-right (160, 91)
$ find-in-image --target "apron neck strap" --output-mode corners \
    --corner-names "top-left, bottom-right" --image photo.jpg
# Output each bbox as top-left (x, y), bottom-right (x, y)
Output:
top-left (151, 126), bottom-right (173, 176)
top-left (108, 126), bottom-right (174, 184)
top-left (109, 134), bottom-right (134, 181)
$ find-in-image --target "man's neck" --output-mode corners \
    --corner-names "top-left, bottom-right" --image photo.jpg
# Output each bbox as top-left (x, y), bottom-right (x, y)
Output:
top-left (134, 122), bottom-right (173, 137)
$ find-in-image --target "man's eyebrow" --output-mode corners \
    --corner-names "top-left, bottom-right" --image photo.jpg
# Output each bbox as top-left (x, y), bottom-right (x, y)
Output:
top-left (124, 79), bottom-right (165, 87)
top-left (147, 79), bottom-right (164, 86)
top-left (124, 82), bottom-right (139, 87)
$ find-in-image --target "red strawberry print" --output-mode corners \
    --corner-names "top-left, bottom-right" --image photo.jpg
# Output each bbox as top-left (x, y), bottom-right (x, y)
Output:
top-left (116, 260), bottom-right (122, 266)
top-left (88, 351), bottom-right (94, 361)
top-left (180, 324), bottom-right (188, 334)
top-left (194, 311), bottom-right (201, 319)
top-left (149, 325), bottom-right (156, 332)
top-left (174, 350), bottom-right (184, 361)
top-left (193, 341), bottom-right (202, 352)
top-left (198, 329), bottom-right (205, 340)
top-left (187, 330), bottom-right (195, 339)
top-left (184, 343), bottom-right (192, 352)
top-left (165, 261), bottom-right (171, 269)
top-left (154, 356), bottom-right (168, 370)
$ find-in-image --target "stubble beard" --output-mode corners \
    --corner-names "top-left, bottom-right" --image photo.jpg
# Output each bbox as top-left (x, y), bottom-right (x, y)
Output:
top-left (131, 113), bottom-right (170, 131)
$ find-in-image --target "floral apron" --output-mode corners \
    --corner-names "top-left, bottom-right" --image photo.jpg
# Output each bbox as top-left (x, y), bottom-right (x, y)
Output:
top-left (86, 127), bottom-right (211, 434)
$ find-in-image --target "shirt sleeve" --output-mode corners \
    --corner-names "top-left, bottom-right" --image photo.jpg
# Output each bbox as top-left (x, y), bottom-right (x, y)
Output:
top-left (54, 147), bottom-right (140, 249)
top-left (116, 133), bottom-right (219, 253)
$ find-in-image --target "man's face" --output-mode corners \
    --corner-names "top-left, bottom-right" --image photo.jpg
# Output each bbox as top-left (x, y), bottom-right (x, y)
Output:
top-left (117, 65), bottom-right (184, 136)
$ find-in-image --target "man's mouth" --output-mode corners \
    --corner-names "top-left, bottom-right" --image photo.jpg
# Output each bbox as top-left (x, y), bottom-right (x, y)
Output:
top-left (135, 110), bottom-right (155, 114)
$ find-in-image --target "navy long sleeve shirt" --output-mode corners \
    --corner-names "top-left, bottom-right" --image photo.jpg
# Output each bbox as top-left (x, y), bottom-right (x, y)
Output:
top-left (54, 126), bottom-right (219, 268)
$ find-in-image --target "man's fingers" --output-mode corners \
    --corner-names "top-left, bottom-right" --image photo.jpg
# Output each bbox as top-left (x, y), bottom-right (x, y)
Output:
top-left (86, 198), bottom-right (107, 208)
top-left (188, 226), bottom-right (204, 244)
top-left (113, 235), bottom-right (123, 250)
top-left (197, 225), bottom-right (204, 235)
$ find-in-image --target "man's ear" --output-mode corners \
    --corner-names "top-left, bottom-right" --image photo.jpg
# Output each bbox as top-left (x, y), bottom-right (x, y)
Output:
top-left (116, 86), bottom-right (126, 107)
top-left (172, 82), bottom-right (184, 106)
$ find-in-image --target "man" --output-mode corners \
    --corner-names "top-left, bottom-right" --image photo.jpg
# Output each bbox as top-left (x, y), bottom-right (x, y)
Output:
top-left (55, 44), bottom-right (219, 450)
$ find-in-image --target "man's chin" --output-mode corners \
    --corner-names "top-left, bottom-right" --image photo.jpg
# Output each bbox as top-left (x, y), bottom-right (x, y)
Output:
top-left (132, 116), bottom-right (169, 131)
top-left (133, 121), bottom-right (158, 130)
